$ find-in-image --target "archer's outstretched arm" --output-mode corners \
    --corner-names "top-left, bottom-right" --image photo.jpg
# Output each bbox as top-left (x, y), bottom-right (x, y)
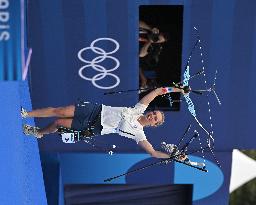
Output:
top-left (138, 88), bottom-right (163, 106)
top-left (139, 140), bottom-right (187, 160)
top-left (139, 87), bottom-right (184, 106)
top-left (139, 140), bottom-right (170, 158)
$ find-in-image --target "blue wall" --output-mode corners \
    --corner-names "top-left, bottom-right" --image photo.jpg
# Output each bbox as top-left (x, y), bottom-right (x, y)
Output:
top-left (26, 0), bottom-right (256, 204)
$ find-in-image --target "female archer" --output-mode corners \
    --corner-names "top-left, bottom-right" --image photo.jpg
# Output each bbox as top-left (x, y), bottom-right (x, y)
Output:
top-left (22, 86), bottom-right (190, 159)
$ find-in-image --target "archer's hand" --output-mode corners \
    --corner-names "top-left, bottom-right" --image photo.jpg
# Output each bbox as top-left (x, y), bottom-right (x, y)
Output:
top-left (178, 86), bottom-right (191, 95)
top-left (178, 153), bottom-right (188, 161)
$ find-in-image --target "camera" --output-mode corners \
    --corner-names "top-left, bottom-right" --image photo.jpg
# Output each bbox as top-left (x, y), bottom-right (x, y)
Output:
top-left (147, 32), bottom-right (160, 43)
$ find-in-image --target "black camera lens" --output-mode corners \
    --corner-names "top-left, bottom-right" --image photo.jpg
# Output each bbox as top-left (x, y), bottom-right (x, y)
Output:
top-left (148, 33), bottom-right (160, 42)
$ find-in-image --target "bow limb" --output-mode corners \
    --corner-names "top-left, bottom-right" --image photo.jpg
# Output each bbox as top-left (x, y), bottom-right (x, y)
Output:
top-left (183, 65), bottom-right (190, 86)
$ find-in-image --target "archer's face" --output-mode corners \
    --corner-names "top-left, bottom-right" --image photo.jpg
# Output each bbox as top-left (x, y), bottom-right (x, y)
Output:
top-left (145, 111), bottom-right (163, 127)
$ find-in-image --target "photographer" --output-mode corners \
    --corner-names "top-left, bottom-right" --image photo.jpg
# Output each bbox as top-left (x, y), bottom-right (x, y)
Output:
top-left (139, 20), bottom-right (168, 60)
top-left (139, 21), bottom-right (168, 91)
top-left (139, 20), bottom-right (167, 46)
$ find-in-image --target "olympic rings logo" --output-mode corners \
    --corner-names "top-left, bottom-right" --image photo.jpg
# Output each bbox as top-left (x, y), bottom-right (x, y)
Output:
top-left (77, 38), bottom-right (120, 89)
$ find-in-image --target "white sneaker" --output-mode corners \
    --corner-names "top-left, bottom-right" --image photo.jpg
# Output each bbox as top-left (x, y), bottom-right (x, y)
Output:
top-left (21, 107), bottom-right (29, 118)
top-left (23, 124), bottom-right (43, 138)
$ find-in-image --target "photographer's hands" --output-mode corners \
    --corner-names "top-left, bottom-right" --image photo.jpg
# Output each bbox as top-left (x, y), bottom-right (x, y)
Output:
top-left (152, 27), bottom-right (159, 34)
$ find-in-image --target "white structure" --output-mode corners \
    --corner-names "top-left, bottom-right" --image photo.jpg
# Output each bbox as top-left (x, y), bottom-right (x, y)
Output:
top-left (229, 149), bottom-right (256, 193)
